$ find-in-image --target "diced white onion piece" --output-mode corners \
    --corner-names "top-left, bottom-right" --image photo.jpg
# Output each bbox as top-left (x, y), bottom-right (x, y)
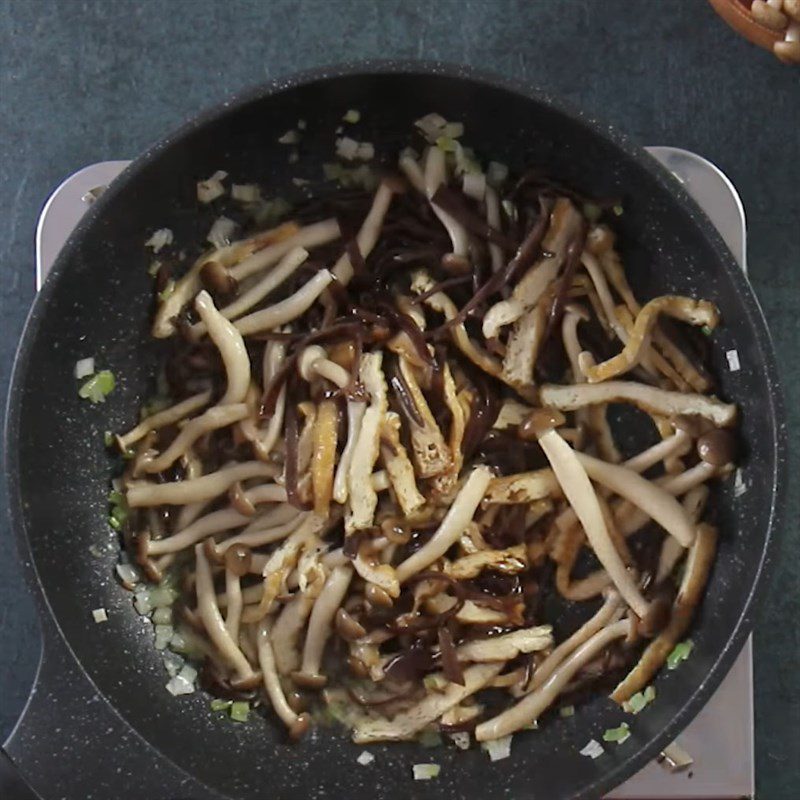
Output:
top-left (165, 664), bottom-right (197, 696)
top-left (231, 184), bottom-right (261, 203)
top-left (278, 129), bottom-right (299, 144)
top-left (74, 358), bottom-right (95, 379)
top-left (356, 751), bottom-right (375, 766)
top-left (116, 562), bottom-right (141, 586)
top-left (450, 731), bottom-right (470, 750)
top-left (580, 739), bottom-right (605, 759)
top-left (726, 349), bottom-right (741, 372)
top-left (481, 734), bottom-right (513, 762)
top-left (154, 624), bottom-right (174, 650)
top-left (92, 607), bottom-right (108, 624)
top-left (197, 171), bottom-right (227, 203)
top-left (414, 112), bottom-right (448, 141)
top-left (336, 137), bottom-right (360, 160)
top-left (356, 142), bottom-right (375, 161)
top-left (162, 650), bottom-right (184, 678)
top-left (145, 228), bottom-right (173, 253)
top-left (206, 216), bottom-right (238, 249)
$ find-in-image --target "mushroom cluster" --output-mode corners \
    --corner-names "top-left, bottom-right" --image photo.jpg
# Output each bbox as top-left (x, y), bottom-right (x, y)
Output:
top-left (115, 117), bottom-right (737, 747)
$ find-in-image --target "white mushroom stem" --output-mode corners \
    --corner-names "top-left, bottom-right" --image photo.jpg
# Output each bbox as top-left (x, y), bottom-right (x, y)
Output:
top-left (117, 390), bottom-right (212, 450)
top-left (253, 340), bottom-right (287, 458)
top-left (352, 662), bottom-right (503, 743)
top-left (423, 146), bottom-right (469, 256)
top-left (141, 404), bottom-right (249, 474)
top-left (624, 430), bottom-right (691, 473)
top-left (271, 593), bottom-right (315, 675)
top-left (528, 591), bottom-right (622, 693)
top-left (298, 345), bottom-right (350, 388)
top-left (562, 306), bottom-right (589, 379)
top-left (189, 246), bottom-right (310, 337)
top-left (256, 617), bottom-right (303, 729)
top-left (485, 186), bottom-right (504, 273)
top-left (457, 626), bottom-right (553, 662)
top-left (346, 352), bottom-right (386, 531)
top-left (333, 401), bottom-right (367, 503)
top-left (194, 290), bottom-right (250, 404)
top-left (475, 619), bottom-right (631, 741)
top-left (575, 451), bottom-right (695, 547)
top-left (581, 250), bottom-right (630, 343)
top-left (539, 381), bottom-right (737, 428)
top-left (299, 565), bottom-right (354, 678)
top-left (128, 461), bottom-right (279, 507)
top-left (395, 466), bottom-right (493, 583)
top-left (333, 180), bottom-right (395, 285)
top-left (537, 428), bottom-right (650, 618)
top-left (233, 270), bottom-right (334, 336)
top-left (194, 543), bottom-right (255, 681)
top-left (146, 487), bottom-right (292, 555)
top-left (224, 569), bottom-right (243, 643)
top-left (214, 515), bottom-right (306, 555)
top-left (398, 150), bottom-right (426, 193)
top-left (174, 450), bottom-right (206, 530)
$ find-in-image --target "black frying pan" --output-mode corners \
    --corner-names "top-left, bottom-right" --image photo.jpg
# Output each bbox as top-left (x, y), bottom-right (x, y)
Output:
top-left (2, 62), bottom-right (787, 800)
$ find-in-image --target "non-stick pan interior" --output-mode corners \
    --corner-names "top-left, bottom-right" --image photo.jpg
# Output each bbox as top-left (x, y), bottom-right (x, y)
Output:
top-left (7, 67), bottom-right (783, 799)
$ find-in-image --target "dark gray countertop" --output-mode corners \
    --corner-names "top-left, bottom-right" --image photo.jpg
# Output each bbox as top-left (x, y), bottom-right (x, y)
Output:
top-left (1, 1), bottom-right (798, 797)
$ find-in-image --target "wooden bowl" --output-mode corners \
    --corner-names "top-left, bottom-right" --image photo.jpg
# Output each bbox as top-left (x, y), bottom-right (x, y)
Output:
top-left (708, 0), bottom-right (800, 61)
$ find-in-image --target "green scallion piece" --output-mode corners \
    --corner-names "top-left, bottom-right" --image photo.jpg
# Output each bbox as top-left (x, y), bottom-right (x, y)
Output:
top-left (418, 728), bottom-right (442, 748)
top-left (602, 722), bottom-right (631, 744)
top-left (230, 700), bottom-right (249, 722)
top-left (342, 109), bottom-right (361, 124)
top-left (623, 685), bottom-right (656, 714)
top-left (435, 136), bottom-right (458, 153)
top-left (667, 639), bottom-right (694, 669)
top-left (701, 325), bottom-right (713, 336)
top-left (78, 370), bottom-right (115, 403)
top-left (583, 203), bottom-right (602, 222)
top-left (103, 430), bottom-right (115, 447)
top-left (210, 698), bottom-right (232, 712)
top-left (559, 705), bottom-right (575, 718)
top-left (612, 204), bottom-right (624, 216)
top-left (158, 280), bottom-right (176, 303)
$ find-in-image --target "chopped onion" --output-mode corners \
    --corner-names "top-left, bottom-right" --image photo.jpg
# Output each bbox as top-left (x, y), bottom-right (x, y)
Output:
top-left (462, 172), bottom-right (486, 201)
top-left (154, 624), bottom-right (174, 650)
top-left (414, 112), bottom-right (448, 142)
top-left (165, 664), bottom-right (197, 696)
top-left (278, 129), bottom-right (299, 145)
top-left (197, 170), bottom-right (227, 203)
top-left (623, 685), bottom-right (656, 714)
top-left (91, 607), bottom-right (108, 624)
top-left (133, 589), bottom-right (154, 616)
top-left (356, 751), bottom-right (375, 765)
top-left (726, 349), bottom-right (741, 372)
top-left (335, 136), bottom-right (360, 161)
top-left (602, 722), bottom-right (631, 744)
top-left (412, 764), bottom-right (441, 780)
top-left (356, 142), bottom-right (375, 161)
top-left (144, 228), bottom-right (173, 253)
top-left (450, 731), bottom-right (470, 750)
top-left (115, 562), bottom-right (141, 587)
top-left (206, 216), bottom-right (238, 249)
top-left (487, 161), bottom-right (508, 187)
top-left (74, 357), bottom-right (95, 379)
top-left (580, 739), bottom-right (605, 759)
top-left (343, 109), bottom-right (361, 124)
top-left (481, 734), bottom-right (513, 762)
top-left (230, 700), bottom-right (249, 722)
top-left (666, 639), bottom-right (694, 669)
top-left (162, 651), bottom-right (184, 678)
top-left (733, 468), bottom-right (747, 498)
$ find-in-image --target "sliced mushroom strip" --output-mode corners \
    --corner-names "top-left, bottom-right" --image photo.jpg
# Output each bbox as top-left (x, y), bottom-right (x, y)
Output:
top-left (194, 543), bottom-right (258, 684)
top-left (611, 524), bottom-right (718, 704)
top-left (271, 593), bottom-right (316, 675)
top-left (575, 451), bottom-right (695, 548)
top-left (380, 412), bottom-right (426, 516)
top-left (256, 617), bottom-right (310, 739)
top-left (152, 219), bottom-right (309, 338)
top-left (352, 662), bottom-right (503, 743)
top-left (146, 491), bottom-right (294, 556)
top-left (445, 545), bottom-right (528, 580)
top-left (483, 197), bottom-right (582, 337)
top-left (395, 466), bottom-right (493, 583)
top-left (333, 180), bottom-right (396, 285)
top-left (189, 246), bottom-right (310, 337)
top-left (194, 291), bottom-right (251, 404)
top-left (584, 296), bottom-right (719, 384)
top-left (537, 427), bottom-right (650, 618)
top-left (141, 404), bottom-right (249, 474)
top-left (483, 469), bottom-right (560, 505)
top-left (333, 401), bottom-right (366, 504)
top-left (475, 618), bottom-right (631, 741)
top-left (502, 299), bottom-right (549, 388)
top-left (128, 461), bottom-right (279, 507)
top-left (457, 626), bottom-right (553, 663)
top-left (296, 565), bottom-right (354, 685)
top-left (346, 352), bottom-right (387, 531)
top-left (117, 390), bottom-right (212, 451)
top-left (234, 270), bottom-right (334, 336)
top-left (540, 381), bottom-right (737, 428)
top-left (311, 399), bottom-right (339, 517)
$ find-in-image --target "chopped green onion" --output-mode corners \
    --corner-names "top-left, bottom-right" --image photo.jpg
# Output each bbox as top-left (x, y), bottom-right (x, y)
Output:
top-left (559, 705), bottom-right (575, 718)
top-left (158, 279), bottom-right (176, 303)
top-left (342, 109), bottom-right (361, 124)
top-left (602, 722), bottom-right (631, 744)
top-left (623, 685), bottom-right (656, 714)
top-left (147, 260), bottom-right (161, 277)
top-left (412, 764), bottom-right (440, 780)
top-left (612, 204), bottom-right (624, 217)
top-left (210, 698), bottom-right (232, 712)
top-left (108, 489), bottom-right (128, 530)
top-left (667, 639), bottom-right (694, 669)
top-left (435, 135), bottom-right (458, 153)
top-left (78, 370), bottom-right (115, 403)
top-left (230, 700), bottom-right (249, 722)
top-left (103, 430), bottom-right (115, 447)
top-left (701, 325), bottom-right (713, 336)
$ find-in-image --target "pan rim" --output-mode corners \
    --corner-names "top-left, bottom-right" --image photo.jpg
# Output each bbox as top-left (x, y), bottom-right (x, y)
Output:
top-left (2, 59), bottom-right (788, 800)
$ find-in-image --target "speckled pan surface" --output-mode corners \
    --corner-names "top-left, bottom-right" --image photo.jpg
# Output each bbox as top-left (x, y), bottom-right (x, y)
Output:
top-left (4, 62), bottom-right (787, 800)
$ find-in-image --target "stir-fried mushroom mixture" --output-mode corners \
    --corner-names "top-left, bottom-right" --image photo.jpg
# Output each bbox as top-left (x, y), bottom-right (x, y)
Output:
top-left (113, 116), bottom-right (737, 749)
